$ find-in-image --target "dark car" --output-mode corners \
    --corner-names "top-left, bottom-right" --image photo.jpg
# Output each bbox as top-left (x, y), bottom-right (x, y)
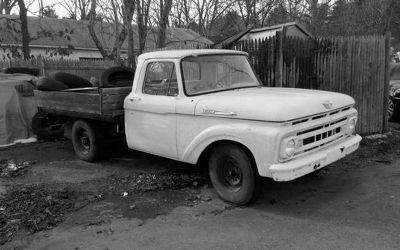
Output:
top-left (389, 64), bottom-right (400, 122)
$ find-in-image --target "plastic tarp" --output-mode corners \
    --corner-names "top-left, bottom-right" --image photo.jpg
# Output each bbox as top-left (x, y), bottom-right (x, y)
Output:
top-left (0, 74), bottom-right (37, 147)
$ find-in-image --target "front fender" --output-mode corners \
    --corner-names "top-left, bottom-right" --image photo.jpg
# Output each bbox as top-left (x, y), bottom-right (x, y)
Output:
top-left (180, 124), bottom-right (256, 164)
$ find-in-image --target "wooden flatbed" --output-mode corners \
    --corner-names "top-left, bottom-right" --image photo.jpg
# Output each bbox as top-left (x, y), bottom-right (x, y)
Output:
top-left (34, 87), bottom-right (131, 122)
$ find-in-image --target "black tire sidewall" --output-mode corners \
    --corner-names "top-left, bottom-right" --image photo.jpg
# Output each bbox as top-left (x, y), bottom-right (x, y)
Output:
top-left (36, 77), bottom-right (69, 91)
top-left (100, 66), bottom-right (135, 87)
top-left (51, 72), bottom-right (92, 89)
top-left (390, 97), bottom-right (400, 122)
top-left (209, 144), bottom-right (258, 205)
top-left (71, 120), bottom-right (101, 162)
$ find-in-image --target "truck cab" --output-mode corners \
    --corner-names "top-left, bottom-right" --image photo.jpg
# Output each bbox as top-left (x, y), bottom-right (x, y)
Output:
top-left (124, 49), bottom-right (362, 205)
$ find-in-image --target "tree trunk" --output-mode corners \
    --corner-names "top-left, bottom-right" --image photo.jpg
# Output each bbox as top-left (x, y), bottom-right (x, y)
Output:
top-left (17, 0), bottom-right (30, 59)
top-left (136, 0), bottom-right (146, 54)
top-left (123, 0), bottom-right (135, 68)
top-left (88, 0), bottom-right (110, 59)
top-left (157, 0), bottom-right (172, 48)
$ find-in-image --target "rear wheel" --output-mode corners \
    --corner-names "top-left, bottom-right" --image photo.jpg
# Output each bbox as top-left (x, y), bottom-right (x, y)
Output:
top-left (72, 120), bottom-right (103, 162)
top-left (209, 143), bottom-right (259, 205)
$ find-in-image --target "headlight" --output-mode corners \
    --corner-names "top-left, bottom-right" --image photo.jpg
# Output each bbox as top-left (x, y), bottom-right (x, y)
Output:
top-left (280, 137), bottom-right (297, 159)
top-left (342, 117), bottom-right (357, 135)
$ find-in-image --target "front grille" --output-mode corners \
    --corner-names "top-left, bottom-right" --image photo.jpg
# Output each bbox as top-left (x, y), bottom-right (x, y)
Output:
top-left (290, 106), bottom-right (352, 126)
top-left (294, 117), bottom-right (348, 156)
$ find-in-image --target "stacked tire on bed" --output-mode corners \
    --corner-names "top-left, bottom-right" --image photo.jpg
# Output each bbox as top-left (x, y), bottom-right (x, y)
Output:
top-left (32, 67), bottom-right (135, 146)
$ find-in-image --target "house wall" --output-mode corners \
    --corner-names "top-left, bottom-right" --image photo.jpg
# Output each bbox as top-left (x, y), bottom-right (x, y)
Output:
top-left (0, 46), bottom-right (128, 60)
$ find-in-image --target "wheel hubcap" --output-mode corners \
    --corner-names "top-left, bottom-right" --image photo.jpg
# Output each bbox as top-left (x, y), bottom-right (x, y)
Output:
top-left (77, 130), bottom-right (91, 154)
top-left (219, 157), bottom-right (243, 190)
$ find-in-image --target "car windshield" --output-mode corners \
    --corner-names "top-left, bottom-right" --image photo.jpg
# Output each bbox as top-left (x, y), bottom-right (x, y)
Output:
top-left (181, 55), bottom-right (260, 96)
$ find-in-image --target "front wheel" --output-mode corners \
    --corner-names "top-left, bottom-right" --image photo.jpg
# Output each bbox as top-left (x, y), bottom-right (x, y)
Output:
top-left (71, 120), bottom-right (103, 162)
top-left (209, 143), bottom-right (260, 205)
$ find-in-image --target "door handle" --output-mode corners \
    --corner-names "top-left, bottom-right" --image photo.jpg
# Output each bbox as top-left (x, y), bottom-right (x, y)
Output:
top-left (129, 97), bottom-right (141, 101)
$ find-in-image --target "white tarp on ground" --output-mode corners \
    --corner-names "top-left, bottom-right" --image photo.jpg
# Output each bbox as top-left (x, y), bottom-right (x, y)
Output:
top-left (0, 74), bottom-right (37, 147)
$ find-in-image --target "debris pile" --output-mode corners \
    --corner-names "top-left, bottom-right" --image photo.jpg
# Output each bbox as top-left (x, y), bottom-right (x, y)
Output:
top-left (0, 185), bottom-right (101, 245)
top-left (0, 160), bottom-right (34, 178)
top-left (105, 171), bottom-right (207, 195)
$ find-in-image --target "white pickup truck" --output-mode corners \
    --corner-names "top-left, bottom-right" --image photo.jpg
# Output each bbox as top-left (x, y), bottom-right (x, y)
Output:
top-left (34, 49), bottom-right (362, 205)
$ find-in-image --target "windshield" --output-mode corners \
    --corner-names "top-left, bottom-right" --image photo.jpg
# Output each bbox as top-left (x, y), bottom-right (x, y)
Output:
top-left (181, 55), bottom-right (260, 96)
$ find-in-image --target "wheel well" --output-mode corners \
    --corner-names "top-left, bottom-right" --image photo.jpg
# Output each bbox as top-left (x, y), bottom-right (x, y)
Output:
top-left (196, 140), bottom-right (257, 172)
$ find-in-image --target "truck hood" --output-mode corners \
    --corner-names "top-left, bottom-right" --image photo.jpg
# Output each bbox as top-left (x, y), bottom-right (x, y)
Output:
top-left (194, 87), bottom-right (355, 122)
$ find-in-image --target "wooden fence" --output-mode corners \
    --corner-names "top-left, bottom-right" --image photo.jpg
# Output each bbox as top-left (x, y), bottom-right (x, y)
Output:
top-left (228, 34), bottom-right (390, 134)
top-left (0, 58), bottom-right (117, 80)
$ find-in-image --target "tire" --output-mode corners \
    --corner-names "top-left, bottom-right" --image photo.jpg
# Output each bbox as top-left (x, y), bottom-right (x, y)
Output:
top-left (389, 97), bottom-right (400, 122)
top-left (36, 77), bottom-right (69, 91)
top-left (31, 112), bottom-right (64, 139)
top-left (71, 120), bottom-right (103, 162)
top-left (209, 143), bottom-right (260, 205)
top-left (51, 72), bottom-right (92, 89)
top-left (4, 67), bottom-right (41, 76)
top-left (100, 66), bottom-right (135, 87)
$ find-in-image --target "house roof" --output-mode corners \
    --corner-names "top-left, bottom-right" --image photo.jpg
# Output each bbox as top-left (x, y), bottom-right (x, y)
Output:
top-left (0, 15), bottom-right (213, 51)
top-left (214, 22), bottom-right (312, 47)
top-left (212, 25), bottom-right (254, 48)
top-left (250, 22), bottom-right (312, 37)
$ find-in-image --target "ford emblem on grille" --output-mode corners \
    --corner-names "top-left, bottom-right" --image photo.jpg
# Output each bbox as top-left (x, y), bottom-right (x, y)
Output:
top-left (323, 101), bottom-right (333, 109)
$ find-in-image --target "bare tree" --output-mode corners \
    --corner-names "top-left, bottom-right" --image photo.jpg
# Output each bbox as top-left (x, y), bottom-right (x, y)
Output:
top-left (156, 0), bottom-right (172, 48)
top-left (88, 0), bottom-right (128, 62)
top-left (60, 0), bottom-right (91, 19)
top-left (122, 0), bottom-right (135, 67)
top-left (16, 0), bottom-right (30, 59)
top-left (171, 0), bottom-right (194, 27)
top-left (136, 0), bottom-right (151, 53)
top-left (0, 0), bottom-right (17, 14)
top-left (234, 0), bottom-right (278, 27)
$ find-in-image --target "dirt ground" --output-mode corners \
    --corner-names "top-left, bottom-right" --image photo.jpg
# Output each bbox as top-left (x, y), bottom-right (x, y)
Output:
top-left (1, 124), bottom-right (400, 250)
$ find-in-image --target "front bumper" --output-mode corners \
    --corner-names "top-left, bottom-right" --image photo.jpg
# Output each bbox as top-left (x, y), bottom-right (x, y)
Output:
top-left (269, 134), bottom-right (362, 182)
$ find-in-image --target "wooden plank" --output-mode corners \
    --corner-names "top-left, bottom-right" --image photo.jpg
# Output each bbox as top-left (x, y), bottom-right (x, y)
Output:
top-left (102, 94), bottom-right (129, 104)
top-left (383, 33), bottom-right (391, 133)
top-left (101, 87), bottom-right (132, 95)
top-left (102, 102), bottom-right (125, 112)
top-left (275, 31), bottom-right (283, 87)
top-left (34, 90), bottom-right (101, 115)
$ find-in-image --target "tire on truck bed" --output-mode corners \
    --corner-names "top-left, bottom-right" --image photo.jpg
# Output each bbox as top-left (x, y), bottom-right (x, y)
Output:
top-left (51, 72), bottom-right (92, 89)
top-left (71, 120), bottom-right (104, 162)
top-left (36, 77), bottom-right (69, 91)
top-left (4, 67), bottom-right (41, 76)
top-left (100, 66), bottom-right (135, 87)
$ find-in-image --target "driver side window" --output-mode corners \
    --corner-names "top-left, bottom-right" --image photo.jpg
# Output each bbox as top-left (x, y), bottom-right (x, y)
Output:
top-left (143, 62), bottom-right (178, 96)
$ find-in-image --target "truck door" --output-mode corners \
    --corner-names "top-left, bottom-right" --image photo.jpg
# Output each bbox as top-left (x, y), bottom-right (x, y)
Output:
top-left (125, 60), bottom-right (178, 159)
